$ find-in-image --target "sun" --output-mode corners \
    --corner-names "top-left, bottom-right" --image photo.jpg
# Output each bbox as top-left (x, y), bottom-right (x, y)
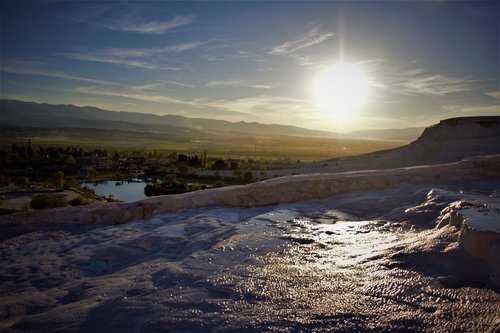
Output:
top-left (313, 63), bottom-right (369, 119)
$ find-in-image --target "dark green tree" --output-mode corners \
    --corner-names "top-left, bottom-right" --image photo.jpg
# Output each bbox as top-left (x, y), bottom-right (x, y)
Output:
top-left (53, 171), bottom-right (65, 189)
top-left (212, 159), bottom-right (227, 170)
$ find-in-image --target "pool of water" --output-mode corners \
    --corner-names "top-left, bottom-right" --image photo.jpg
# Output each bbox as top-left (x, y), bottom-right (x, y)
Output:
top-left (80, 180), bottom-right (149, 202)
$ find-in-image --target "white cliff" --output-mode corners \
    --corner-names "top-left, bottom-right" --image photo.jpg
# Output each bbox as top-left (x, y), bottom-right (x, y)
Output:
top-left (300, 116), bottom-right (500, 174)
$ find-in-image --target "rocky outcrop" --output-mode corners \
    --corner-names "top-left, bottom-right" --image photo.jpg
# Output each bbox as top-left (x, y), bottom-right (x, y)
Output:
top-left (437, 204), bottom-right (500, 267)
top-left (311, 116), bottom-right (500, 173)
top-left (436, 197), bottom-right (500, 290)
top-left (402, 116), bottom-right (500, 164)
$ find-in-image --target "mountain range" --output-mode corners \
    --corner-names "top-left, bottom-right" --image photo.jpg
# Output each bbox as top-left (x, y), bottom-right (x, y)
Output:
top-left (0, 99), bottom-right (423, 141)
top-left (0, 100), bottom-right (338, 138)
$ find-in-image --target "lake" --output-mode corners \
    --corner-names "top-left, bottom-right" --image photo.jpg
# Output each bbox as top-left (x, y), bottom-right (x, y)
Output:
top-left (80, 180), bottom-right (150, 202)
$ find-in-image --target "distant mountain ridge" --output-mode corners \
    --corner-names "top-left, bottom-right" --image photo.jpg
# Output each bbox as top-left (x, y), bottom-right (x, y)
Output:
top-left (0, 99), bottom-right (342, 138)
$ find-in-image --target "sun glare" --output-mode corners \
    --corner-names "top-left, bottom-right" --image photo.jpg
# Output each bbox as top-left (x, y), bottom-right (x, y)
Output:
top-left (313, 63), bottom-right (369, 119)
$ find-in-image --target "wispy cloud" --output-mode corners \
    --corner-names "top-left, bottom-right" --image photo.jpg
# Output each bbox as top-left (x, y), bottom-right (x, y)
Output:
top-left (99, 14), bottom-right (196, 34)
top-left (68, 6), bottom-right (197, 35)
top-left (486, 91), bottom-right (500, 99)
top-left (443, 104), bottom-right (500, 114)
top-left (205, 80), bottom-right (244, 87)
top-left (160, 80), bottom-right (195, 89)
top-left (62, 85), bottom-right (247, 117)
top-left (393, 69), bottom-right (479, 96)
top-left (460, 105), bottom-right (500, 114)
top-left (203, 95), bottom-right (315, 122)
top-left (71, 86), bottom-right (204, 108)
top-left (249, 84), bottom-right (276, 89)
top-left (64, 41), bottom-right (206, 70)
top-left (59, 83), bottom-right (305, 121)
top-left (64, 53), bottom-right (182, 70)
top-left (130, 83), bottom-right (166, 92)
top-left (205, 80), bottom-right (276, 89)
top-left (269, 25), bottom-right (334, 56)
top-left (1, 61), bottom-right (119, 86)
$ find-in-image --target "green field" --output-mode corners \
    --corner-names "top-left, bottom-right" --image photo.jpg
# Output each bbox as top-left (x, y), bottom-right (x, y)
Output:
top-left (0, 126), bottom-right (408, 162)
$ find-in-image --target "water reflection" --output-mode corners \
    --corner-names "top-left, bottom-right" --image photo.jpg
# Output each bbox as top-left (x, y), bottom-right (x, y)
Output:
top-left (80, 180), bottom-right (150, 202)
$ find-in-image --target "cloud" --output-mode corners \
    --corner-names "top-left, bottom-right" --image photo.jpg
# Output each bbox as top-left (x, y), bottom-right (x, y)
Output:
top-left (64, 41), bottom-right (206, 70)
top-left (205, 80), bottom-right (244, 87)
top-left (64, 53), bottom-right (182, 70)
top-left (486, 91), bottom-right (500, 99)
top-left (248, 85), bottom-right (276, 89)
top-left (64, 85), bottom-right (247, 117)
top-left (235, 50), bottom-right (263, 60)
top-left (444, 104), bottom-right (500, 114)
top-left (204, 95), bottom-right (315, 121)
top-left (129, 81), bottom-right (196, 91)
top-left (0, 93), bottom-right (40, 102)
top-left (0, 62), bottom-right (119, 86)
top-left (63, 83), bottom-right (307, 122)
top-left (150, 42), bottom-right (208, 54)
top-left (393, 69), bottom-right (479, 96)
top-left (269, 25), bottom-right (334, 56)
top-left (160, 80), bottom-right (195, 89)
top-left (67, 5), bottom-right (196, 35)
top-left (205, 80), bottom-right (276, 89)
top-left (70, 86), bottom-right (205, 107)
top-left (130, 83), bottom-right (165, 92)
top-left (100, 14), bottom-right (196, 34)
top-left (461, 105), bottom-right (500, 114)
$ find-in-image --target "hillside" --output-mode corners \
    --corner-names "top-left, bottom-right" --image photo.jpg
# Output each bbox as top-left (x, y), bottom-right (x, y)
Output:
top-left (0, 99), bottom-right (341, 138)
top-left (302, 116), bottom-right (500, 173)
top-left (0, 100), bottom-right (428, 142)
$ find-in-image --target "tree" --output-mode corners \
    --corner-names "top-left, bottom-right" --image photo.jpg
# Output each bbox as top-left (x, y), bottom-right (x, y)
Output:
top-left (49, 149), bottom-right (61, 161)
top-left (144, 184), bottom-right (154, 197)
top-left (212, 159), bottom-right (227, 170)
top-left (53, 171), bottom-right (65, 189)
top-left (202, 151), bottom-right (208, 168)
top-left (188, 155), bottom-right (201, 167)
top-left (69, 196), bottom-right (90, 206)
top-left (64, 155), bottom-right (76, 167)
top-left (37, 146), bottom-right (46, 157)
top-left (177, 154), bottom-right (188, 164)
top-left (163, 174), bottom-right (177, 183)
top-left (230, 161), bottom-right (239, 170)
top-left (26, 142), bottom-right (34, 158)
top-left (177, 164), bottom-right (189, 175)
top-left (189, 183), bottom-right (202, 191)
top-left (0, 172), bottom-right (10, 186)
top-left (243, 171), bottom-right (253, 182)
top-left (15, 176), bottom-right (30, 186)
top-left (30, 194), bottom-right (67, 210)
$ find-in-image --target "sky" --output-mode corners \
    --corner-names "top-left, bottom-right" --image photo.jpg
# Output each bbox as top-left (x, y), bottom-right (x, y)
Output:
top-left (1, 1), bottom-right (499, 132)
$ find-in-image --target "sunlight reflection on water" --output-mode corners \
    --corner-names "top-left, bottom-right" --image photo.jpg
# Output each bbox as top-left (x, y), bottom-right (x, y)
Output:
top-left (80, 180), bottom-right (149, 201)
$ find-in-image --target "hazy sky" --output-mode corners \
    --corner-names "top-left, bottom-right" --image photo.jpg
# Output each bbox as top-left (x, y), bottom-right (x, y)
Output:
top-left (1, 1), bottom-right (498, 132)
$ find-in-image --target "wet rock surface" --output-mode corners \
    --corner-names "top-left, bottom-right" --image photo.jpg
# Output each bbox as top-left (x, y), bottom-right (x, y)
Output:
top-left (0, 181), bottom-right (499, 332)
